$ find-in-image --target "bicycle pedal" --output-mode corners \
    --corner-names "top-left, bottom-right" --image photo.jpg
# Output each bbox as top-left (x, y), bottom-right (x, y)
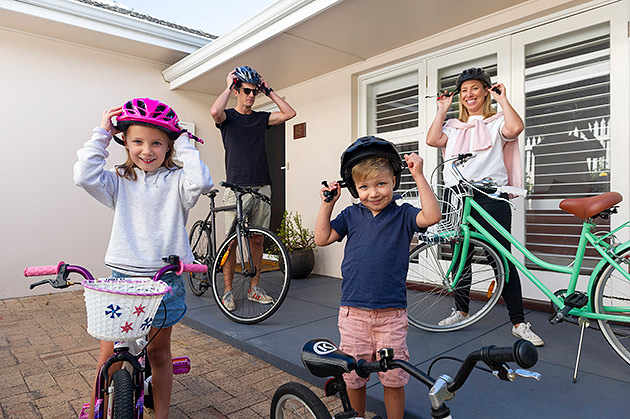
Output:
top-left (172, 356), bottom-right (191, 375)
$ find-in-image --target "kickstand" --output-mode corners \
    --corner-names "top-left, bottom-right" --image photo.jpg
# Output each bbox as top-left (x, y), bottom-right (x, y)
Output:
top-left (573, 317), bottom-right (590, 383)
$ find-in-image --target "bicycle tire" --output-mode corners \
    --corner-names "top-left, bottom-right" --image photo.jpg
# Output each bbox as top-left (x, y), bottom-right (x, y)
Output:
top-left (406, 238), bottom-right (505, 331)
top-left (211, 227), bottom-right (291, 324)
top-left (271, 382), bottom-right (332, 419)
top-left (111, 369), bottom-right (134, 419)
top-left (592, 247), bottom-right (630, 365)
top-left (188, 220), bottom-right (211, 296)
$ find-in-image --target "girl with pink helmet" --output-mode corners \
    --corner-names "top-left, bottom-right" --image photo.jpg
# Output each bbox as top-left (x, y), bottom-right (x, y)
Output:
top-left (74, 98), bottom-right (214, 418)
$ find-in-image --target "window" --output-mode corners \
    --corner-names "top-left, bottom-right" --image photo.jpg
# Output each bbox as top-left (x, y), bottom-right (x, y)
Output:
top-left (523, 23), bottom-right (610, 272)
top-left (364, 70), bottom-right (420, 194)
top-left (367, 72), bottom-right (419, 135)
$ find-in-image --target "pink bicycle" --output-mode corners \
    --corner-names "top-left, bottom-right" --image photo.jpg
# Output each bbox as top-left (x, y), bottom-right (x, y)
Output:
top-left (24, 255), bottom-right (207, 419)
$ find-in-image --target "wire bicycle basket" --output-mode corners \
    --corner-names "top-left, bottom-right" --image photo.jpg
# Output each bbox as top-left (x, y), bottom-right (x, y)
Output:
top-left (81, 278), bottom-right (171, 341)
top-left (399, 184), bottom-right (463, 243)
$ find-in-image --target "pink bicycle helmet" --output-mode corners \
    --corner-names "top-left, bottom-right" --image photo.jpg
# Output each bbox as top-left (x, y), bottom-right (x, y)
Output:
top-left (114, 98), bottom-right (204, 145)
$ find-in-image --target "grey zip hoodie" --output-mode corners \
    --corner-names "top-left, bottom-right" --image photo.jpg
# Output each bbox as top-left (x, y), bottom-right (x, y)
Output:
top-left (74, 127), bottom-right (214, 275)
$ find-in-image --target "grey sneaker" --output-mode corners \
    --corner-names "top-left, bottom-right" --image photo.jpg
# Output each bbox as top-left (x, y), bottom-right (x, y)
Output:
top-left (438, 309), bottom-right (468, 326)
top-left (512, 322), bottom-right (544, 346)
top-left (222, 290), bottom-right (236, 311)
top-left (248, 286), bottom-right (273, 304)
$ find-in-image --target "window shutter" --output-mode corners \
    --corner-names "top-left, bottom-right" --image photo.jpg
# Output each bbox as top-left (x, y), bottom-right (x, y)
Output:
top-left (523, 24), bottom-right (610, 273)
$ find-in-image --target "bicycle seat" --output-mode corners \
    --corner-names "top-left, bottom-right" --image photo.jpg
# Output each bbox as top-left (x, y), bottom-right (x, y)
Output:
top-left (301, 339), bottom-right (357, 377)
top-left (559, 192), bottom-right (622, 220)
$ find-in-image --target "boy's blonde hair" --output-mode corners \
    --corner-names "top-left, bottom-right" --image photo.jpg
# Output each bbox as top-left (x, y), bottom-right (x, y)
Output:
top-left (115, 125), bottom-right (180, 181)
top-left (352, 157), bottom-right (395, 184)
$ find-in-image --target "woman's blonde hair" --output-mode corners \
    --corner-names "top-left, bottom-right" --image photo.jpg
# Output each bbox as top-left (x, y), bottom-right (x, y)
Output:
top-left (457, 81), bottom-right (496, 122)
top-left (352, 157), bottom-right (394, 184)
top-left (115, 125), bottom-right (180, 181)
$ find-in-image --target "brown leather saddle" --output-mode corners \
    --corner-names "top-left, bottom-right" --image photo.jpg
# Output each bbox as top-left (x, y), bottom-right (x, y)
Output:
top-left (559, 192), bottom-right (622, 220)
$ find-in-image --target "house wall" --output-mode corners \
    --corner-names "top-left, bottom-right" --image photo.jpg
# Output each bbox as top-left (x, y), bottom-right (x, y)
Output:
top-left (276, 0), bottom-right (628, 302)
top-left (1, 27), bottom-right (223, 299)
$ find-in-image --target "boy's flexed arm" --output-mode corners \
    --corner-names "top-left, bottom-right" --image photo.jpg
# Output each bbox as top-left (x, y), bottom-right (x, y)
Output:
top-left (315, 181), bottom-right (342, 246)
top-left (404, 153), bottom-right (442, 228)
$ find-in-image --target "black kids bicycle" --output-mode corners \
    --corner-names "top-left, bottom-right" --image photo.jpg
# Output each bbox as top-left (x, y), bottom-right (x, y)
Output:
top-left (271, 338), bottom-right (540, 419)
top-left (188, 181), bottom-right (292, 324)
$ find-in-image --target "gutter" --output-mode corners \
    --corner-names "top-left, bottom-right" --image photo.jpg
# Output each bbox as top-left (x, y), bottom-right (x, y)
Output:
top-left (162, 0), bottom-right (344, 89)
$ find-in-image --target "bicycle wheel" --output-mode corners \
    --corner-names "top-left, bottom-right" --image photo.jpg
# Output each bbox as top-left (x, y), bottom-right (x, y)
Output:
top-left (271, 382), bottom-right (332, 419)
top-left (212, 227), bottom-right (291, 324)
top-left (406, 238), bottom-right (505, 331)
top-left (188, 220), bottom-right (211, 296)
top-left (111, 369), bottom-right (134, 419)
top-left (592, 247), bottom-right (630, 365)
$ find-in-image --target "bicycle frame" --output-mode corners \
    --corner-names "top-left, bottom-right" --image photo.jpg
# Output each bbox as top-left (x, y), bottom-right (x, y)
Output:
top-left (449, 193), bottom-right (630, 323)
top-left (194, 187), bottom-right (260, 276)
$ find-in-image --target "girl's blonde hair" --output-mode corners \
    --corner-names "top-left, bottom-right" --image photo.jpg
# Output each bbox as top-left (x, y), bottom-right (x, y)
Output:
top-left (115, 125), bottom-right (180, 181)
top-left (457, 81), bottom-right (496, 123)
top-left (352, 157), bottom-right (394, 183)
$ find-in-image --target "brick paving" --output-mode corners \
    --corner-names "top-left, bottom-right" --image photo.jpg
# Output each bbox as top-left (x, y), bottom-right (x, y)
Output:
top-left (0, 290), bottom-right (367, 419)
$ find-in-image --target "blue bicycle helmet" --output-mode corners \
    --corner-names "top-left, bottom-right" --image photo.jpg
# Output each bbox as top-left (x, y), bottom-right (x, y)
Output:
top-left (454, 67), bottom-right (492, 93)
top-left (233, 66), bottom-right (261, 87)
top-left (340, 136), bottom-right (403, 199)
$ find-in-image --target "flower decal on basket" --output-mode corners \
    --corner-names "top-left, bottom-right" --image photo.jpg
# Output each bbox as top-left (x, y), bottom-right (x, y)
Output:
top-left (140, 317), bottom-right (153, 331)
top-left (133, 304), bottom-right (146, 316)
top-left (105, 304), bottom-right (122, 319)
top-left (120, 322), bottom-right (134, 334)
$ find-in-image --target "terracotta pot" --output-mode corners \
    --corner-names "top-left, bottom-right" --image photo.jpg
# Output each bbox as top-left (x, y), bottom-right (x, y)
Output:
top-left (289, 248), bottom-right (315, 279)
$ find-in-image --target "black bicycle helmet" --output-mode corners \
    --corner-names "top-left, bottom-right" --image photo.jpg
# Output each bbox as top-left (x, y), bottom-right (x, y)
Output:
top-left (340, 136), bottom-right (403, 198)
top-left (454, 67), bottom-right (492, 93)
top-left (233, 66), bottom-right (261, 87)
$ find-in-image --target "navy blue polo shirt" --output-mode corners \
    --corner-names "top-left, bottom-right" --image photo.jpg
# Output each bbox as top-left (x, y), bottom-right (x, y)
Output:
top-left (330, 200), bottom-right (422, 309)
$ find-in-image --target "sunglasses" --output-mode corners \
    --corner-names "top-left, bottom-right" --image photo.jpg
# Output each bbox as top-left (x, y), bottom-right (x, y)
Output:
top-left (240, 87), bottom-right (259, 96)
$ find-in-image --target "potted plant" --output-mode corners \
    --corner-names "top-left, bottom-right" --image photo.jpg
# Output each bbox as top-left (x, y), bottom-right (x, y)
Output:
top-left (277, 210), bottom-right (317, 279)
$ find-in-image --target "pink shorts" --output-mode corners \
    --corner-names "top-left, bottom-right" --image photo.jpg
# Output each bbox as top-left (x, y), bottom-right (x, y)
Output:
top-left (338, 306), bottom-right (410, 389)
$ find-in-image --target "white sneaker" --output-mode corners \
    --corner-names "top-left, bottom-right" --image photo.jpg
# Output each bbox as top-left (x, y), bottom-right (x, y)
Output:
top-left (222, 291), bottom-right (236, 311)
top-left (512, 322), bottom-right (544, 346)
top-left (248, 286), bottom-right (273, 304)
top-left (438, 309), bottom-right (468, 326)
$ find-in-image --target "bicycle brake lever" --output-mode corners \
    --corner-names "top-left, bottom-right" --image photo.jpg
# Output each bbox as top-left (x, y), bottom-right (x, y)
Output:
top-left (505, 368), bottom-right (542, 382)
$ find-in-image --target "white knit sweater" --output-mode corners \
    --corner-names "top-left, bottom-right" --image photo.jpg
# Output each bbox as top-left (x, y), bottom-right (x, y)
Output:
top-left (73, 127), bottom-right (214, 275)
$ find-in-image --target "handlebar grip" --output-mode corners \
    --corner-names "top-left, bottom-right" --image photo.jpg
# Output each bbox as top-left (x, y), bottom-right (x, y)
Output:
top-left (183, 263), bottom-right (208, 273)
top-left (24, 265), bottom-right (59, 277)
top-left (484, 340), bottom-right (538, 369)
top-left (355, 359), bottom-right (382, 378)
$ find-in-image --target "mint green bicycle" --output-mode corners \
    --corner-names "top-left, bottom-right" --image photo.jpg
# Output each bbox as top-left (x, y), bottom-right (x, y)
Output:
top-left (405, 153), bottom-right (630, 371)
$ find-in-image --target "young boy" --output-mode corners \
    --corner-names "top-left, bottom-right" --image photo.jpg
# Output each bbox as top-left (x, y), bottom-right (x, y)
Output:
top-left (315, 136), bottom-right (441, 419)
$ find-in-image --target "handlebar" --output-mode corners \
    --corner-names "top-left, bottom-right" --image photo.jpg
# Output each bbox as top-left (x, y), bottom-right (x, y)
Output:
top-left (355, 339), bottom-right (539, 391)
top-left (24, 255), bottom-right (208, 290)
top-left (220, 181), bottom-right (272, 205)
top-left (446, 153), bottom-right (527, 202)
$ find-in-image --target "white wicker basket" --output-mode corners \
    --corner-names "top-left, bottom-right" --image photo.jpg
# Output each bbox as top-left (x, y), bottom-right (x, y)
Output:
top-left (399, 184), bottom-right (463, 243)
top-left (81, 278), bottom-right (171, 341)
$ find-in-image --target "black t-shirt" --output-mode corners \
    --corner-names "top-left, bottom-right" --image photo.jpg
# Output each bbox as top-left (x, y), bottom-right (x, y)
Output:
top-left (216, 108), bottom-right (272, 185)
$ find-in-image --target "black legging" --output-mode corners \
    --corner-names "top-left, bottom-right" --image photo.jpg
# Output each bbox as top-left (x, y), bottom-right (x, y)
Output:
top-left (453, 191), bottom-right (525, 325)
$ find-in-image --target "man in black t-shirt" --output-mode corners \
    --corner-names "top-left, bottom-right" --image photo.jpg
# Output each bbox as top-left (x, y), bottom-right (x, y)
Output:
top-left (210, 66), bottom-right (296, 311)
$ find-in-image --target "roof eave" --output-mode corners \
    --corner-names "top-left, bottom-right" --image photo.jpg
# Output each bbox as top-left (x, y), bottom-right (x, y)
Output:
top-left (4, 0), bottom-right (211, 53)
top-left (162, 0), bottom-right (343, 89)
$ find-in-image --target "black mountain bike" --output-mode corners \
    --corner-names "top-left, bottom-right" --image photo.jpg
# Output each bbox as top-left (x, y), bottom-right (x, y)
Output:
top-left (188, 181), bottom-right (291, 324)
